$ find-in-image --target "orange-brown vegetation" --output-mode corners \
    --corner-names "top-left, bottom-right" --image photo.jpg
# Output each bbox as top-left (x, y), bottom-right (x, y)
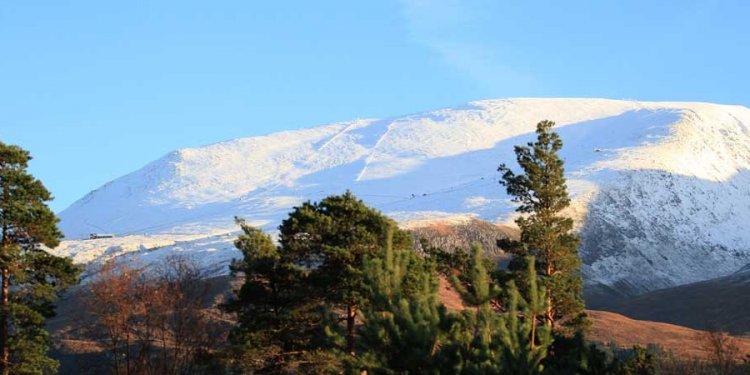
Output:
top-left (47, 259), bottom-right (748, 373)
top-left (80, 256), bottom-right (227, 374)
top-left (587, 310), bottom-right (750, 361)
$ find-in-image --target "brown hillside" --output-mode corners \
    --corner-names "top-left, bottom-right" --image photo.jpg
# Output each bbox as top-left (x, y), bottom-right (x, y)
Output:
top-left (600, 268), bottom-right (750, 336)
top-left (587, 310), bottom-right (750, 359)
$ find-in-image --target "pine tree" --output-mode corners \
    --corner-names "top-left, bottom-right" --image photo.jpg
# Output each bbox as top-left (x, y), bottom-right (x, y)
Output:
top-left (0, 142), bottom-right (81, 374)
top-left (441, 245), bottom-right (505, 374)
top-left (225, 218), bottom-right (303, 334)
top-left (450, 244), bottom-right (500, 311)
top-left (222, 218), bottom-right (321, 373)
top-left (278, 191), bottom-right (411, 357)
top-left (353, 229), bottom-right (450, 374)
top-left (498, 120), bottom-right (586, 332)
top-left (622, 346), bottom-right (656, 375)
top-left (438, 246), bottom-right (552, 374)
top-left (499, 257), bottom-right (552, 375)
top-left (540, 332), bottom-right (621, 375)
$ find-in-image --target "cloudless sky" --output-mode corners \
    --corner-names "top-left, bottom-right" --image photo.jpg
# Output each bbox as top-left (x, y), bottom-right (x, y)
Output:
top-left (2, 0), bottom-right (748, 211)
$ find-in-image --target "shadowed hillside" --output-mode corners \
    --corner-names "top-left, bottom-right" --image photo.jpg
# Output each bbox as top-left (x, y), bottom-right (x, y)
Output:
top-left (598, 266), bottom-right (750, 335)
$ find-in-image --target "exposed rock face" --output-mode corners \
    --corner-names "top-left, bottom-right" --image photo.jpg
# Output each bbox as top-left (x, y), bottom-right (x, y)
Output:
top-left (408, 218), bottom-right (517, 257)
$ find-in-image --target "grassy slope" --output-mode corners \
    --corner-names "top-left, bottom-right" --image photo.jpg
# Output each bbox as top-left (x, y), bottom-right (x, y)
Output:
top-left (599, 268), bottom-right (750, 336)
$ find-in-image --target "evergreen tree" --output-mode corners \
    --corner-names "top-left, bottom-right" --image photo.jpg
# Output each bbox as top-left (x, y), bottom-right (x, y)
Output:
top-left (498, 120), bottom-right (586, 332)
top-left (500, 257), bottom-right (552, 371)
top-left (450, 244), bottom-right (500, 310)
top-left (497, 257), bottom-right (552, 375)
top-left (438, 245), bottom-right (552, 374)
top-left (421, 238), bottom-right (470, 280)
top-left (621, 346), bottom-right (656, 375)
top-left (278, 191), bottom-right (411, 357)
top-left (437, 245), bottom-right (506, 374)
top-left (353, 229), bottom-right (450, 374)
top-left (540, 332), bottom-right (621, 375)
top-left (222, 219), bottom-right (332, 373)
top-left (0, 142), bottom-right (81, 374)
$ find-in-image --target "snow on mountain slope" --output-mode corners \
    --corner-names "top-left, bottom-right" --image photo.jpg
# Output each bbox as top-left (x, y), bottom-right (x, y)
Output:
top-left (54, 98), bottom-right (750, 295)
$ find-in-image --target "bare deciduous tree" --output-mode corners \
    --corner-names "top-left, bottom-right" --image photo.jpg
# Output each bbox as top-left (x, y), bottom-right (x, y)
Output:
top-left (698, 328), bottom-right (743, 375)
top-left (85, 255), bottom-right (224, 375)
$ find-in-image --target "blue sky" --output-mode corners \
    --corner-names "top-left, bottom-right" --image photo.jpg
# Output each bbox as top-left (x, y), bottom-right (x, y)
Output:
top-left (2, 0), bottom-right (748, 211)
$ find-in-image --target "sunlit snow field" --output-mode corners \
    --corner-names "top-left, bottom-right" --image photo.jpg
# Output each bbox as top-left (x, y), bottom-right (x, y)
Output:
top-left (52, 98), bottom-right (750, 293)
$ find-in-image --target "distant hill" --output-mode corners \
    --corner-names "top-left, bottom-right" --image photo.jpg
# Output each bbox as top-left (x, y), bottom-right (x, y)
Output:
top-left (596, 266), bottom-right (750, 336)
top-left (586, 310), bottom-right (750, 359)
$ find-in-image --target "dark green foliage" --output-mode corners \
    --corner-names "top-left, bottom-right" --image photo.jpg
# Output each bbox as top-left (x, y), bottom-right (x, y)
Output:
top-left (222, 218), bottom-right (330, 373)
top-left (0, 142), bottom-right (81, 374)
top-left (621, 346), bottom-right (656, 375)
top-left (653, 348), bottom-right (750, 375)
top-left (438, 246), bottom-right (552, 375)
top-left (225, 192), bottom-right (412, 371)
top-left (421, 238), bottom-right (470, 278)
top-left (224, 185), bottom-right (702, 374)
top-left (225, 218), bottom-right (303, 333)
top-left (352, 230), bottom-right (451, 374)
top-left (423, 239), bottom-right (498, 292)
top-left (450, 245), bottom-right (500, 309)
top-left (278, 191), bottom-right (411, 356)
top-left (541, 332), bottom-right (622, 375)
top-left (279, 191), bottom-right (411, 305)
top-left (498, 120), bottom-right (586, 332)
top-left (438, 306), bottom-right (507, 374)
top-left (498, 258), bottom-right (553, 375)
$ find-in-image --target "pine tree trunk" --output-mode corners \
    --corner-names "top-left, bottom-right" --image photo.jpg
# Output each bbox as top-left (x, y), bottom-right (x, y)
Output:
top-left (545, 262), bottom-right (554, 330)
top-left (346, 304), bottom-right (357, 356)
top-left (530, 315), bottom-right (537, 350)
top-left (545, 301), bottom-right (554, 330)
top-left (1, 267), bottom-right (9, 375)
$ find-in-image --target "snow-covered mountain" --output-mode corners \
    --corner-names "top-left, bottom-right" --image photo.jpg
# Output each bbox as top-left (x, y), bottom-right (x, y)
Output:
top-left (54, 98), bottom-right (750, 296)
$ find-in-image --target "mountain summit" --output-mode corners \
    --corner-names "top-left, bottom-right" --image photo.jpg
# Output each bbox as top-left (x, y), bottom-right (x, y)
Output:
top-left (56, 98), bottom-right (750, 297)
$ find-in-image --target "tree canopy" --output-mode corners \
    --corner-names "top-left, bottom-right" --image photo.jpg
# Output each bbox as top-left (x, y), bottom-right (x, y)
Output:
top-left (0, 142), bottom-right (81, 375)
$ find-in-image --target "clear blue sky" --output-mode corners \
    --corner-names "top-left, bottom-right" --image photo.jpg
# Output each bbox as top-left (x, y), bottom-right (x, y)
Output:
top-left (2, 1), bottom-right (748, 211)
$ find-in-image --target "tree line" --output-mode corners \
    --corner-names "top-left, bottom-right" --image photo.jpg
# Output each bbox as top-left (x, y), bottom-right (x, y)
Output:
top-left (218, 121), bottom-right (749, 374)
top-left (1, 121), bottom-right (748, 374)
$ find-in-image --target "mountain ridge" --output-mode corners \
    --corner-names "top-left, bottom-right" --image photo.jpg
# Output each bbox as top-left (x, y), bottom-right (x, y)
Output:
top-left (55, 98), bottom-right (750, 298)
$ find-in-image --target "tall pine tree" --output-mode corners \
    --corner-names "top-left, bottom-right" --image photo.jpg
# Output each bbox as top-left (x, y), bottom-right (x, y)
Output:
top-left (0, 142), bottom-right (81, 374)
top-left (222, 218), bottom-right (317, 373)
top-left (498, 120), bottom-right (586, 332)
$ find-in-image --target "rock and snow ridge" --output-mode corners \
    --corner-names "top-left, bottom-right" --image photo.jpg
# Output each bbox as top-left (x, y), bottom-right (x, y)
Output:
top-left (53, 98), bottom-right (750, 296)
